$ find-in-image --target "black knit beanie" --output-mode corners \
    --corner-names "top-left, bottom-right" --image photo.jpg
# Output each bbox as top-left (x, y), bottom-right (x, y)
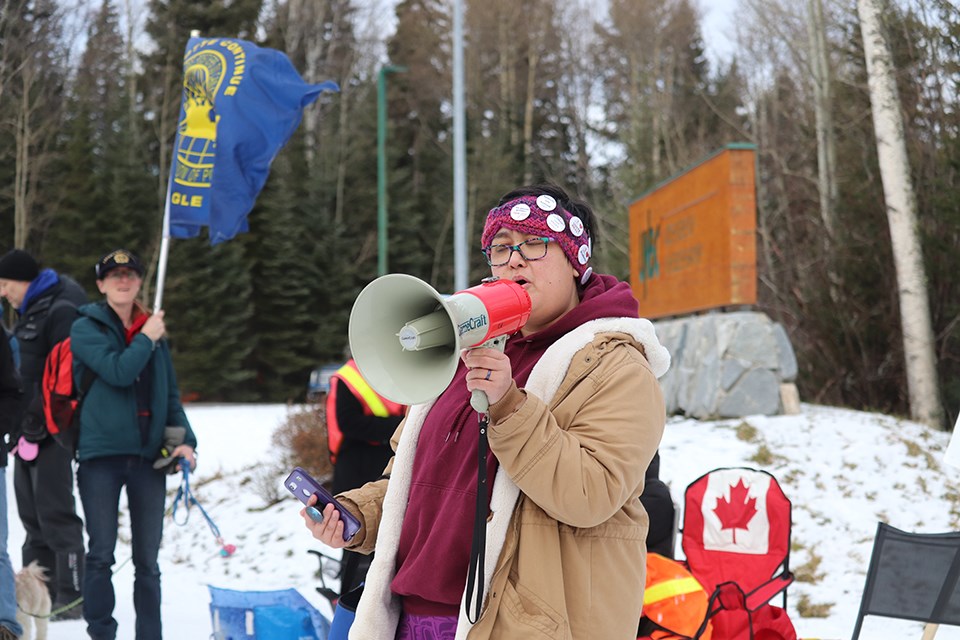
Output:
top-left (0, 249), bottom-right (40, 282)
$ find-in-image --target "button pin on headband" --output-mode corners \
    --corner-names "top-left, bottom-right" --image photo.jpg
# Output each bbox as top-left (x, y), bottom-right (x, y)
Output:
top-left (510, 203), bottom-right (530, 220)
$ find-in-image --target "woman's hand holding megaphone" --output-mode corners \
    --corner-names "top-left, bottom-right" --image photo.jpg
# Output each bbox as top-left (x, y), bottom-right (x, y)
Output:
top-left (462, 346), bottom-right (513, 409)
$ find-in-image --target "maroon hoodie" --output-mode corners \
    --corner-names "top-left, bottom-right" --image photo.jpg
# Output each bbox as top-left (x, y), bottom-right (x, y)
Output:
top-left (390, 274), bottom-right (640, 615)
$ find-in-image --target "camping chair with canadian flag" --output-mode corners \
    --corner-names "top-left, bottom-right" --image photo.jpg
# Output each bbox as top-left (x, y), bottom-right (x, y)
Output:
top-left (679, 467), bottom-right (797, 640)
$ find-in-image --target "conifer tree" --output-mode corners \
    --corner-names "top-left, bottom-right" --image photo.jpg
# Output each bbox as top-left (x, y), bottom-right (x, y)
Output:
top-left (259, 0), bottom-right (376, 382)
top-left (245, 149), bottom-right (326, 401)
top-left (163, 235), bottom-right (255, 401)
top-left (308, 78), bottom-right (381, 365)
top-left (44, 0), bottom-right (153, 292)
top-left (46, 88), bottom-right (102, 287)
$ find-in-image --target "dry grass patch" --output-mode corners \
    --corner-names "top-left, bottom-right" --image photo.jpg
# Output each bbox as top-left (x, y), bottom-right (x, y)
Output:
top-left (795, 593), bottom-right (833, 618)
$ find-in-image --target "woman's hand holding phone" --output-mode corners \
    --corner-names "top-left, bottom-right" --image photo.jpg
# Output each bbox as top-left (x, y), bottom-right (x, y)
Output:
top-left (300, 496), bottom-right (349, 548)
top-left (285, 467), bottom-right (361, 543)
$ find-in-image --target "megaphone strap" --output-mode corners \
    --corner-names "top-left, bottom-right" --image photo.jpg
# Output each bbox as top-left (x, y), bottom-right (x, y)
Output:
top-left (465, 412), bottom-right (490, 624)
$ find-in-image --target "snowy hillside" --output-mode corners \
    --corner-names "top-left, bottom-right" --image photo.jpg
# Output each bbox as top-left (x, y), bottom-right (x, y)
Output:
top-left (13, 403), bottom-right (960, 639)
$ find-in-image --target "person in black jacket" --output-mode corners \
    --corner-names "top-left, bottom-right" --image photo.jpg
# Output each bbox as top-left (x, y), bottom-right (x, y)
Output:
top-left (0, 248), bottom-right (86, 620)
top-left (0, 327), bottom-right (25, 639)
top-left (328, 359), bottom-right (405, 495)
top-left (641, 451), bottom-right (676, 559)
top-left (326, 357), bottom-right (405, 594)
top-left (638, 450), bottom-right (677, 638)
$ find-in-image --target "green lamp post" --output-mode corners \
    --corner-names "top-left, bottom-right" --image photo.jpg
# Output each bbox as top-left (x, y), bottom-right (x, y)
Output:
top-left (377, 64), bottom-right (407, 276)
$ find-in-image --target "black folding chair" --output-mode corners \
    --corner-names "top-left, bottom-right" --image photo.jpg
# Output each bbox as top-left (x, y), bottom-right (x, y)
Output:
top-left (307, 549), bottom-right (343, 608)
top-left (852, 522), bottom-right (960, 639)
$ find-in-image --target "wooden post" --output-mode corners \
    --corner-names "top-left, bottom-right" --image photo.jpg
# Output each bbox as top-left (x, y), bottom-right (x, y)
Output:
top-left (780, 383), bottom-right (801, 415)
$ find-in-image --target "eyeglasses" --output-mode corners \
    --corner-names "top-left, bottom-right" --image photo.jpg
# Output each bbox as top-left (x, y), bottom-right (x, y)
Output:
top-left (482, 237), bottom-right (553, 266)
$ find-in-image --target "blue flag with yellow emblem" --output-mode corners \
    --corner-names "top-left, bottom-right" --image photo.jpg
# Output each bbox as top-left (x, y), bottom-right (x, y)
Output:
top-left (167, 37), bottom-right (338, 244)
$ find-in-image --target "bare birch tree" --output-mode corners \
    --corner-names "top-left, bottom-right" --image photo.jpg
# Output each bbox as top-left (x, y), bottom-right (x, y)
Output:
top-left (857, 0), bottom-right (943, 427)
top-left (7, 0), bottom-right (67, 250)
top-left (805, 0), bottom-right (836, 240)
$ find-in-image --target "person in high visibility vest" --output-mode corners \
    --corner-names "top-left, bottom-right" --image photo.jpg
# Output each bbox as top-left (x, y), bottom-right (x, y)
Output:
top-left (639, 553), bottom-right (713, 640)
top-left (326, 358), bottom-right (405, 593)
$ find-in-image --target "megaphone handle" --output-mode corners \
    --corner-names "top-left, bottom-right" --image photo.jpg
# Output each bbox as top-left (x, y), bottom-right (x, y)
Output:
top-left (469, 334), bottom-right (509, 413)
top-left (471, 390), bottom-right (490, 413)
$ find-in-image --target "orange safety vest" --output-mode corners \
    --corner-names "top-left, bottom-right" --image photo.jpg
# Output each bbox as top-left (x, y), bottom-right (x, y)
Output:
top-left (641, 553), bottom-right (714, 640)
top-left (325, 359), bottom-right (405, 464)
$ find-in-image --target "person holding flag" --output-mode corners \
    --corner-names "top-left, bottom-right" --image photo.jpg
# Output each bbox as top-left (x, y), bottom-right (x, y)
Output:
top-left (71, 249), bottom-right (197, 640)
top-left (73, 35), bottom-right (337, 638)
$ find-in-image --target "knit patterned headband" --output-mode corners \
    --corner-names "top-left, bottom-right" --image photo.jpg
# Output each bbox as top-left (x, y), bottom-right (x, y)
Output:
top-left (481, 194), bottom-right (593, 285)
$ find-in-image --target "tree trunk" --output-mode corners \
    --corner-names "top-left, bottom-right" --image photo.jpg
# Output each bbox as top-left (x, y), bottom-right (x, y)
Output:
top-left (806, 0), bottom-right (836, 239)
top-left (15, 84), bottom-right (31, 248)
top-left (123, 0), bottom-right (141, 155)
top-left (857, 0), bottom-right (943, 427)
top-left (283, 0), bottom-right (330, 169)
top-left (753, 91), bottom-right (775, 294)
top-left (522, 38), bottom-right (540, 186)
top-left (499, 17), bottom-right (517, 148)
top-left (650, 35), bottom-right (662, 181)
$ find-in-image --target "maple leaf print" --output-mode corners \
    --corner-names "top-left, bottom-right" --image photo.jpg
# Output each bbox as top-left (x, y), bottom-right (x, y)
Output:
top-left (713, 478), bottom-right (757, 544)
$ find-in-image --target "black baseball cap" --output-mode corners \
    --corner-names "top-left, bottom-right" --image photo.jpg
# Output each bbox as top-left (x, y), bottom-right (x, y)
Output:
top-left (95, 249), bottom-right (145, 279)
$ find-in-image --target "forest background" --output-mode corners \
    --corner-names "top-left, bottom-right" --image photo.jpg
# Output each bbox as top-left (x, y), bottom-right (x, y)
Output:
top-left (1, 0), bottom-right (958, 428)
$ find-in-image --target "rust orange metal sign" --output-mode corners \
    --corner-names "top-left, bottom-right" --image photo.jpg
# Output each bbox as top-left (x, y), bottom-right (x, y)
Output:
top-left (629, 145), bottom-right (757, 318)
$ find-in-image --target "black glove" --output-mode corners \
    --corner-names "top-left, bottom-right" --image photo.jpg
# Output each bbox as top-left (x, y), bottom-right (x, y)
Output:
top-left (20, 397), bottom-right (48, 444)
top-left (153, 426), bottom-right (188, 474)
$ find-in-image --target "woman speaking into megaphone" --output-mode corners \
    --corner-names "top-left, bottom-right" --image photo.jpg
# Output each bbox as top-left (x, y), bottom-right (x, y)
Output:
top-left (301, 183), bottom-right (671, 640)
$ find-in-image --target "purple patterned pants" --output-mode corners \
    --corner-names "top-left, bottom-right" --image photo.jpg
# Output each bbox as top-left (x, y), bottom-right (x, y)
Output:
top-left (395, 612), bottom-right (459, 640)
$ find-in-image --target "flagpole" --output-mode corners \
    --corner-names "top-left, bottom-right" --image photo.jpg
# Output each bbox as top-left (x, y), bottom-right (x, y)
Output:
top-left (154, 84), bottom-right (179, 313)
top-left (154, 29), bottom-right (200, 313)
top-left (154, 190), bottom-right (172, 312)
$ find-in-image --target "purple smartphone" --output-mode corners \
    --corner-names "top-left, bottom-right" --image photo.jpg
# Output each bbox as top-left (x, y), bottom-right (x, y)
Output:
top-left (284, 467), bottom-right (361, 542)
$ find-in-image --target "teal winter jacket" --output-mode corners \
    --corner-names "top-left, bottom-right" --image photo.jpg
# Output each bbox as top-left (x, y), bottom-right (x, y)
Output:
top-left (70, 302), bottom-right (196, 462)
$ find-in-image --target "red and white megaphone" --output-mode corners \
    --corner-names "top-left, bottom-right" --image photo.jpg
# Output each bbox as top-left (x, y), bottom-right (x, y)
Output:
top-left (348, 274), bottom-right (531, 410)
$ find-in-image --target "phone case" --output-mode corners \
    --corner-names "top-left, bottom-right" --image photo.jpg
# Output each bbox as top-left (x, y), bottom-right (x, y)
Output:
top-left (284, 467), bottom-right (361, 541)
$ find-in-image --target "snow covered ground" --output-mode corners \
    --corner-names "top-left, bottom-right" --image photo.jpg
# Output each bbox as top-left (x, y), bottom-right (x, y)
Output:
top-left (13, 402), bottom-right (960, 639)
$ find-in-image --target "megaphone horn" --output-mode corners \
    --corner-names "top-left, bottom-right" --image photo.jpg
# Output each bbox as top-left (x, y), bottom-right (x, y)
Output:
top-left (348, 274), bottom-right (531, 409)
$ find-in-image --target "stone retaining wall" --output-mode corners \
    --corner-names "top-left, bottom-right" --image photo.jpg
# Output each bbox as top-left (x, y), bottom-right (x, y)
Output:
top-left (653, 311), bottom-right (798, 419)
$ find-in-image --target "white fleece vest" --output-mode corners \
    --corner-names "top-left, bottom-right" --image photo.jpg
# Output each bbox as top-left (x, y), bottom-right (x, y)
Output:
top-left (348, 318), bottom-right (670, 640)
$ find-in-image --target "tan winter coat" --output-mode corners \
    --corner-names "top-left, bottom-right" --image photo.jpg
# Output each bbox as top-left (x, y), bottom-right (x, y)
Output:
top-left (338, 317), bottom-right (670, 639)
